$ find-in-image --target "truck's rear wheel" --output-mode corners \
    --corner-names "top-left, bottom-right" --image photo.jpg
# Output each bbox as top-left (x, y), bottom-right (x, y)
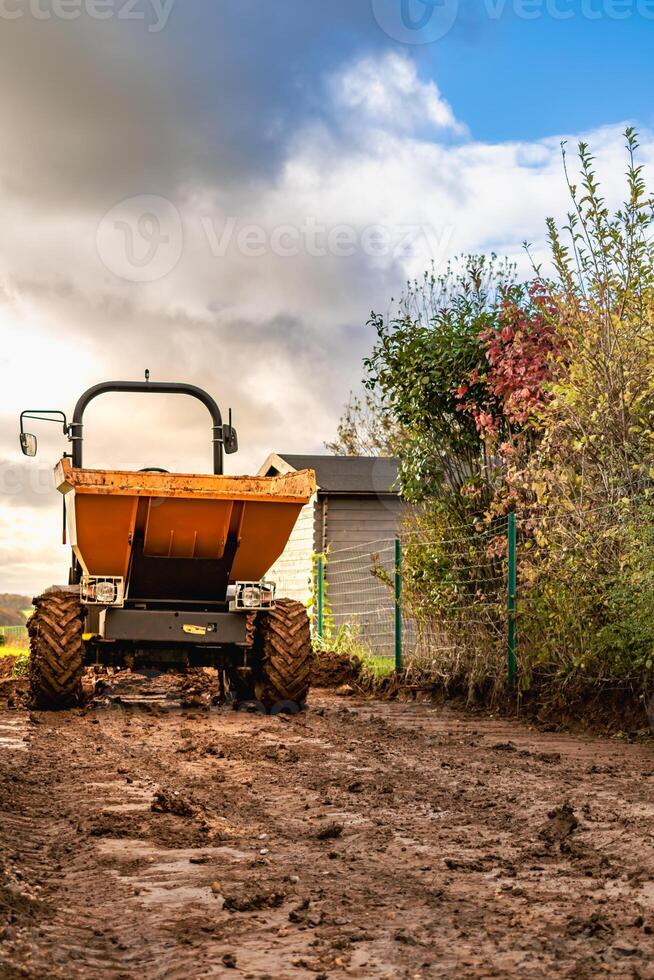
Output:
top-left (254, 599), bottom-right (314, 708)
top-left (28, 588), bottom-right (85, 710)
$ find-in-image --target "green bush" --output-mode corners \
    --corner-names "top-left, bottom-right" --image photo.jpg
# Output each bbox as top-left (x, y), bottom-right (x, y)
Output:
top-left (352, 131), bottom-right (654, 707)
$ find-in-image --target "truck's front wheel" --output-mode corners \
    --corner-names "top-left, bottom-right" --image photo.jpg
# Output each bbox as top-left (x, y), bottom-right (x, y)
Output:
top-left (254, 599), bottom-right (314, 709)
top-left (28, 588), bottom-right (85, 710)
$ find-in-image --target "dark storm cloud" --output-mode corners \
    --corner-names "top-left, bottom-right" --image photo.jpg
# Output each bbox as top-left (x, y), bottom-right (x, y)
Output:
top-left (0, 18), bottom-right (177, 206)
top-left (0, 0), bottom-right (387, 208)
top-left (2, 282), bottom-right (382, 451)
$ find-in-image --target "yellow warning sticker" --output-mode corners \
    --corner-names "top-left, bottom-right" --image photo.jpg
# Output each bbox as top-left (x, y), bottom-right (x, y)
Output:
top-left (183, 624), bottom-right (207, 636)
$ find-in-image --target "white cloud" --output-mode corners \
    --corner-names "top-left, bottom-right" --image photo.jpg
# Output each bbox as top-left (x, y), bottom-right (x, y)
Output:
top-left (0, 507), bottom-right (68, 596)
top-left (330, 51), bottom-right (465, 136)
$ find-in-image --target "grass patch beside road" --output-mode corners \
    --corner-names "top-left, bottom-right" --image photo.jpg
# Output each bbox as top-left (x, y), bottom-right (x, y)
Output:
top-left (362, 655), bottom-right (395, 678)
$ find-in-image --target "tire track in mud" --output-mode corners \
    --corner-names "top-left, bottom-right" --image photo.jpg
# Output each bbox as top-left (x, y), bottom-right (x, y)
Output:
top-left (2, 688), bottom-right (654, 978)
top-left (0, 716), bottom-right (211, 978)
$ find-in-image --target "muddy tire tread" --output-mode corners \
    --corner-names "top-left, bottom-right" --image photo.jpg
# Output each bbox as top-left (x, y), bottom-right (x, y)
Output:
top-left (28, 589), bottom-right (84, 710)
top-left (255, 599), bottom-right (314, 706)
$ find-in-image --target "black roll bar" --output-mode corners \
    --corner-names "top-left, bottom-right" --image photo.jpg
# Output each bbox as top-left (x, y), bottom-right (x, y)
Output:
top-left (70, 381), bottom-right (225, 474)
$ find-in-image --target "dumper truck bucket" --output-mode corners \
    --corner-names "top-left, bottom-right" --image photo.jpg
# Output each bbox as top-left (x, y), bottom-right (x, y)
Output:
top-left (55, 458), bottom-right (316, 604)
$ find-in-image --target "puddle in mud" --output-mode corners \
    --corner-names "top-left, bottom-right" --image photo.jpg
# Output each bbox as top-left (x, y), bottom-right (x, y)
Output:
top-left (0, 737), bottom-right (27, 751)
top-left (98, 838), bottom-right (249, 909)
top-left (87, 780), bottom-right (154, 813)
top-left (102, 802), bottom-right (151, 813)
top-left (97, 839), bottom-right (249, 864)
top-left (0, 719), bottom-right (28, 752)
top-left (132, 881), bottom-right (217, 907)
top-left (88, 780), bottom-right (145, 791)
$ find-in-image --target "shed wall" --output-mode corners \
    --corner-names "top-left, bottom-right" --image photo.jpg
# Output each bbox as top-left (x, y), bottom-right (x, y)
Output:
top-left (264, 493), bottom-right (404, 654)
top-left (263, 494), bottom-right (320, 606)
top-left (325, 495), bottom-right (404, 654)
top-left (325, 495), bottom-right (404, 552)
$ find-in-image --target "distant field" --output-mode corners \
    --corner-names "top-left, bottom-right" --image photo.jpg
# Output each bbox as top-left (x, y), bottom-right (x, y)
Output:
top-left (0, 594), bottom-right (32, 628)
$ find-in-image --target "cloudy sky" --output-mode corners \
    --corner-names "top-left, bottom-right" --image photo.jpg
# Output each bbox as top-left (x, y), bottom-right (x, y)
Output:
top-left (1, 0), bottom-right (653, 594)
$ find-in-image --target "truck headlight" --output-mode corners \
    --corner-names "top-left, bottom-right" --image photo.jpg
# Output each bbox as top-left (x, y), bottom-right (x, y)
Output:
top-left (231, 581), bottom-right (276, 611)
top-left (241, 586), bottom-right (261, 608)
top-left (95, 581), bottom-right (117, 604)
top-left (81, 576), bottom-right (124, 607)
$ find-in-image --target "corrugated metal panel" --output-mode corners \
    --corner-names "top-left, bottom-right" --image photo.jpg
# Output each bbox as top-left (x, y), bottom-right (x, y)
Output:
top-left (325, 497), bottom-right (404, 549)
top-left (262, 493), bottom-right (404, 652)
top-left (325, 496), bottom-right (404, 654)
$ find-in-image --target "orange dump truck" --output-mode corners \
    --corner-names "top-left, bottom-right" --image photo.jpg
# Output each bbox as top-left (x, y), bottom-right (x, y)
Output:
top-left (19, 379), bottom-right (316, 710)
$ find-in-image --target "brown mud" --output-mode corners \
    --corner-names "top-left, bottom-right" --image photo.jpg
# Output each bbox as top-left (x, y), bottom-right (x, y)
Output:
top-left (0, 656), bottom-right (18, 680)
top-left (1, 675), bottom-right (654, 978)
top-left (310, 651), bottom-right (363, 690)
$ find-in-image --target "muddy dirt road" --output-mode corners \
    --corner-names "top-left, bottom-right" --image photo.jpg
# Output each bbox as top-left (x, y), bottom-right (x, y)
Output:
top-left (1, 682), bottom-right (654, 979)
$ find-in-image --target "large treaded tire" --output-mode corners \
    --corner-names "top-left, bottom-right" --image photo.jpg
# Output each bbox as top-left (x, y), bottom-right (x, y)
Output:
top-left (254, 599), bottom-right (314, 708)
top-left (28, 588), bottom-right (85, 710)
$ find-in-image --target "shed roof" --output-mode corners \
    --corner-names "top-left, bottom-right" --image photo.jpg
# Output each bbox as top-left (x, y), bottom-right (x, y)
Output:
top-left (258, 454), bottom-right (400, 496)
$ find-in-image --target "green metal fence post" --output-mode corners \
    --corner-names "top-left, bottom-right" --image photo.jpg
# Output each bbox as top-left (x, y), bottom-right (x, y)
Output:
top-left (507, 512), bottom-right (518, 687)
top-left (394, 538), bottom-right (403, 673)
top-left (316, 555), bottom-right (325, 640)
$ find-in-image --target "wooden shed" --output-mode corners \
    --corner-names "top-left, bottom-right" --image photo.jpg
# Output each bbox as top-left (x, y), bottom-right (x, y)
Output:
top-left (257, 454), bottom-right (403, 617)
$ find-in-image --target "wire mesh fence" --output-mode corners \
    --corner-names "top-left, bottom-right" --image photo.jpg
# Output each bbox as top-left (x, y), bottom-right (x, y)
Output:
top-left (313, 500), bottom-right (647, 692)
top-left (314, 520), bottom-right (510, 670)
top-left (324, 540), bottom-right (398, 658)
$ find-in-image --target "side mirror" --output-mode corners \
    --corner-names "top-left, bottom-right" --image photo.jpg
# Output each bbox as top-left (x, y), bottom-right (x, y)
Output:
top-left (223, 425), bottom-right (238, 455)
top-left (20, 433), bottom-right (38, 457)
